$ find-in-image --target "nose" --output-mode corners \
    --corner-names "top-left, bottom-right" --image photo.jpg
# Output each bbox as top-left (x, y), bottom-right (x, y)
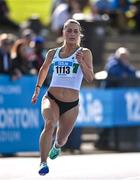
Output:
top-left (70, 30), bottom-right (75, 35)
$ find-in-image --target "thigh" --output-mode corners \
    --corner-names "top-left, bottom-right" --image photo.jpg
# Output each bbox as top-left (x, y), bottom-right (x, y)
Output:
top-left (41, 96), bottom-right (59, 123)
top-left (58, 105), bottom-right (79, 137)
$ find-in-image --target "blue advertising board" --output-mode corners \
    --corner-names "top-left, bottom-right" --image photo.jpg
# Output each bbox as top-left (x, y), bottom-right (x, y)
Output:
top-left (78, 88), bottom-right (140, 127)
top-left (77, 88), bottom-right (114, 127)
top-left (113, 88), bottom-right (140, 126)
top-left (0, 76), bottom-right (45, 153)
top-left (1, 75), bottom-right (140, 153)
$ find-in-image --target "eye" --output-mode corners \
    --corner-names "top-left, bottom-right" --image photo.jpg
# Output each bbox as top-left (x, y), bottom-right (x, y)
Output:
top-left (73, 29), bottom-right (79, 34)
top-left (66, 28), bottom-right (79, 34)
top-left (66, 29), bottom-right (72, 33)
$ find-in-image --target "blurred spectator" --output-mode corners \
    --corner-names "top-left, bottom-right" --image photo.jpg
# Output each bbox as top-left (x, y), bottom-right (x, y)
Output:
top-left (51, 0), bottom-right (82, 37)
top-left (21, 28), bottom-right (36, 62)
top-left (91, 0), bottom-right (113, 14)
top-left (111, 0), bottom-right (131, 33)
top-left (51, 0), bottom-right (66, 13)
top-left (104, 47), bottom-right (137, 87)
top-left (133, 1), bottom-right (140, 33)
top-left (27, 15), bottom-right (44, 34)
top-left (111, 0), bottom-right (131, 12)
top-left (31, 36), bottom-right (53, 87)
top-left (127, 0), bottom-right (140, 33)
top-left (91, 0), bottom-right (132, 34)
top-left (96, 46), bottom-right (138, 150)
top-left (89, 0), bottom-right (111, 26)
top-left (21, 28), bottom-right (34, 45)
top-left (0, 33), bottom-right (15, 74)
top-left (0, 0), bottom-right (19, 30)
top-left (11, 39), bottom-right (37, 80)
top-left (32, 36), bottom-right (46, 72)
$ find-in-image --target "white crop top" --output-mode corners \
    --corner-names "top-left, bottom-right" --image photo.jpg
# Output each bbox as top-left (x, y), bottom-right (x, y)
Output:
top-left (49, 47), bottom-right (83, 91)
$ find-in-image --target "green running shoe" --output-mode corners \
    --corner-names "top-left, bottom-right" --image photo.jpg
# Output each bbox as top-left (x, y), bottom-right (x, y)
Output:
top-left (49, 145), bottom-right (61, 160)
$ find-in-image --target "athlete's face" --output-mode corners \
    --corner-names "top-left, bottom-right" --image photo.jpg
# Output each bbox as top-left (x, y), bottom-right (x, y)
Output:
top-left (63, 23), bottom-right (80, 45)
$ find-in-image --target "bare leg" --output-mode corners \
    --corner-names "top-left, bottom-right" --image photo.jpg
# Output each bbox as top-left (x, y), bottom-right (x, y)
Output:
top-left (39, 120), bottom-right (56, 162)
top-left (40, 97), bottom-right (59, 162)
top-left (55, 105), bottom-right (79, 148)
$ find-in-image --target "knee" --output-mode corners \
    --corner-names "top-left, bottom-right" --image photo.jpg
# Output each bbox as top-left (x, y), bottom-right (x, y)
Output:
top-left (44, 120), bottom-right (56, 134)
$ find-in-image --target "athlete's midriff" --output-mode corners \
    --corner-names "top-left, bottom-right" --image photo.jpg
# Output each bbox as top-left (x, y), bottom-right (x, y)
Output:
top-left (48, 87), bottom-right (79, 102)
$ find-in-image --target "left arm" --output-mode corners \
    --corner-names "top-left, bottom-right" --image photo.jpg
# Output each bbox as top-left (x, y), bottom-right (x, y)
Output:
top-left (76, 48), bottom-right (94, 82)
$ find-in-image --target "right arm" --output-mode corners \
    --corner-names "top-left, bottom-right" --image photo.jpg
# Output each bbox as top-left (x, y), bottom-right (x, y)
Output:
top-left (31, 49), bottom-right (56, 104)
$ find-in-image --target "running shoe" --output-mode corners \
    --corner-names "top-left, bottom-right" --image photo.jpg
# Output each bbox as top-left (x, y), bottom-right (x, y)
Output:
top-left (49, 145), bottom-right (61, 160)
top-left (38, 162), bottom-right (49, 175)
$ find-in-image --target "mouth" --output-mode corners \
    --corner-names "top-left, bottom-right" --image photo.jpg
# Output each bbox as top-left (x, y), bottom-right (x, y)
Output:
top-left (69, 38), bottom-right (75, 41)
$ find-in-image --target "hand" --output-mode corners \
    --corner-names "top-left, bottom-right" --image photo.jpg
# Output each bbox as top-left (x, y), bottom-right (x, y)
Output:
top-left (76, 49), bottom-right (84, 65)
top-left (31, 89), bottom-right (40, 104)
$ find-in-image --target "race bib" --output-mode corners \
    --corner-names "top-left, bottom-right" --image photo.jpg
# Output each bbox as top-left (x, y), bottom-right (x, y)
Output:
top-left (54, 61), bottom-right (73, 77)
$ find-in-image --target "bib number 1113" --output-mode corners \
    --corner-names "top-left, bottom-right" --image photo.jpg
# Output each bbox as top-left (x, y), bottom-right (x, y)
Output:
top-left (56, 66), bottom-right (70, 74)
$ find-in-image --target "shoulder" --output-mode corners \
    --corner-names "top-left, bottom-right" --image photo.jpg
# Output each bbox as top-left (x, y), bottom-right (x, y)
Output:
top-left (46, 48), bottom-right (58, 60)
top-left (81, 47), bottom-right (93, 57)
top-left (81, 47), bottom-right (92, 53)
top-left (106, 56), bottom-right (118, 68)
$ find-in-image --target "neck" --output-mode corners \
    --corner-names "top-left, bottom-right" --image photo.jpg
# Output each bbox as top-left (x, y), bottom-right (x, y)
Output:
top-left (62, 43), bottom-right (79, 52)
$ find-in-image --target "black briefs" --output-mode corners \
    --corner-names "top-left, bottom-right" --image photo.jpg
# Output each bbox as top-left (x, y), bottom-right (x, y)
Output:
top-left (47, 91), bottom-right (79, 116)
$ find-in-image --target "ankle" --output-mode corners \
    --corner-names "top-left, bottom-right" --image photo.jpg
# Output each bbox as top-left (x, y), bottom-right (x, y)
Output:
top-left (40, 162), bottom-right (47, 165)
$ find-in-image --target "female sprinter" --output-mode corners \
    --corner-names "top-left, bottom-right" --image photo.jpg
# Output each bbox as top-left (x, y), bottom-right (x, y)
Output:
top-left (31, 18), bottom-right (94, 175)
